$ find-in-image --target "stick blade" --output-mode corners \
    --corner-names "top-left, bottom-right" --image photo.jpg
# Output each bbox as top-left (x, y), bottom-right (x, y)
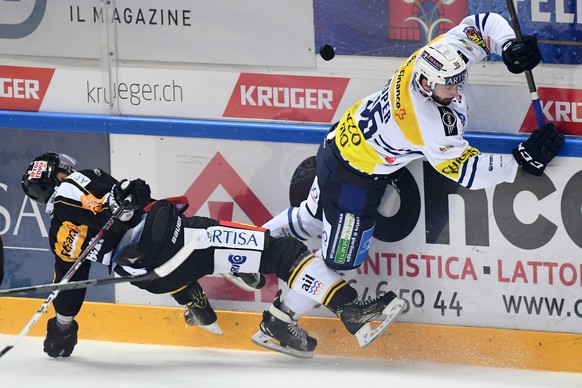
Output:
top-left (0, 344), bottom-right (14, 358)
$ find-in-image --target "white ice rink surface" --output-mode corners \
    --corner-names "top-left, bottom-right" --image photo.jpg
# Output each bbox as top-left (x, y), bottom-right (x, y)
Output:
top-left (1, 335), bottom-right (582, 388)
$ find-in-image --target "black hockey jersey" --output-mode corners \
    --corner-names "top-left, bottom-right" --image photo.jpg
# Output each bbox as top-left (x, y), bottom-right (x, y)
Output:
top-left (48, 169), bottom-right (140, 266)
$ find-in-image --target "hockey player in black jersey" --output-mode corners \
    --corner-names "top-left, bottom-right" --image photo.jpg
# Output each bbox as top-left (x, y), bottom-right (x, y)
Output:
top-left (21, 152), bottom-right (403, 359)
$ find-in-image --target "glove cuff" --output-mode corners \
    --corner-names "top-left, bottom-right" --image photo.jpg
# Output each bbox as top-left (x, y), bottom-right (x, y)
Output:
top-left (512, 142), bottom-right (547, 176)
top-left (521, 163), bottom-right (545, 176)
top-left (109, 189), bottom-right (135, 222)
top-left (511, 146), bottom-right (524, 165)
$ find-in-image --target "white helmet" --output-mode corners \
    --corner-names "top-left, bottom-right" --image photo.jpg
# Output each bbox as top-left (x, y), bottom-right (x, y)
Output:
top-left (413, 41), bottom-right (467, 99)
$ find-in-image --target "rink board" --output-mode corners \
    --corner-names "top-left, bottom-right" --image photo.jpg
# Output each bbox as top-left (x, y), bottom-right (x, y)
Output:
top-left (1, 297), bottom-right (581, 373)
top-left (2, 113), bottom-right (582, 373)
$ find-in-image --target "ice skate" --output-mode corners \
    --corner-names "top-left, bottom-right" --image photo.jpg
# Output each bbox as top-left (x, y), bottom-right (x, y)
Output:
top-left (221, 272), bottom-right (266, 292)
top-left (184, 283), bottom-right (223, 335)
top-left (339, 291), bottom-right (404, 347)
top-left (251, 293), bottom-right (317, 359)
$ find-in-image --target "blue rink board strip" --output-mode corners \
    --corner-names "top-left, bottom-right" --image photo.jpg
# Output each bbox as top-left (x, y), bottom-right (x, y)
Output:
top-left (1, 110), bottom-right (581, 157)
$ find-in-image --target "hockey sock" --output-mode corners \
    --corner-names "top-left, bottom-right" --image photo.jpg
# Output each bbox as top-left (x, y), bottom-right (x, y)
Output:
top-left (286, 253), bottom-right (357, 310)
top-left (263, 205), bottom-right (321, 240)
top-left (55, 313), bottom-right (75, 331)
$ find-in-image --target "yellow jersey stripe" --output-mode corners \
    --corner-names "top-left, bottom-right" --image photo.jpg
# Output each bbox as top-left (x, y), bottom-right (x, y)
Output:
top-left (391, 36), bottom-right (445, 146)
top-left (334, 102), bottom-right (385, 174)
top-left (321, 279), bottom-right (349, 306)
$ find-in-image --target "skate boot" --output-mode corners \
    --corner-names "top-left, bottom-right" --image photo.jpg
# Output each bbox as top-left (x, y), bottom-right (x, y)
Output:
top-left (339, 291), bottom-right (404, 348)
top-left (183, 282), bottom-right (223, 335)
top-left (251, 292), bottom-right (317, 359)
top-left (221, 272), bottom-right (266, 292)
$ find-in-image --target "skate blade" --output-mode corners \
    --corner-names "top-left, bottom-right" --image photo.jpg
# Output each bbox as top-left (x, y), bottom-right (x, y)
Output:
top-left (355, 297), bottom-right (404, 348)
top-left (199, 322), bottom-right (223, 336)
top-left (251, 331), bottom-right (314, 359)
top-left (221, 273), bottom-right (257, 292)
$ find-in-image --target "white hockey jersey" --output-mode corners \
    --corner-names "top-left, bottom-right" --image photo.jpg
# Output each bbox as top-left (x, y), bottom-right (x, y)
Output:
top-left (331, 13), bottom-right (520, 189)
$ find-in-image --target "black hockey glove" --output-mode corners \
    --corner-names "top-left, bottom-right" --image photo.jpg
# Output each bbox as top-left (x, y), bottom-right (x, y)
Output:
top-left (512, 123), bottom-right (564, 176)
top-left (43, 317), bottom-right (79, 358)
top-left (502, 35), bottom-right (542, 74)
top-left (113, 178), bottom-right (151, 210)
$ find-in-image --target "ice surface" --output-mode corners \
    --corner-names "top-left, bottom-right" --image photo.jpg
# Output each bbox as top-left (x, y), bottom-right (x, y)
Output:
top-left (1, 334), bottom-right (581, 388)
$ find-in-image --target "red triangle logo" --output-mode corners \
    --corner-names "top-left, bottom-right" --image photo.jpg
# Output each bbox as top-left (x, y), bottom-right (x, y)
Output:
top-left (183, 152), bottom-right (272, 225)
top-left (183, 152), bottom-right (278, 302)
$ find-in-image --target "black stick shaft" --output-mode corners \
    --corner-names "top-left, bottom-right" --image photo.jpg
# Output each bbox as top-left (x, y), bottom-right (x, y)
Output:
top-left (505, 0), bottom-right (545, 127)
top-left (0, 272), bottom-right (155, 295)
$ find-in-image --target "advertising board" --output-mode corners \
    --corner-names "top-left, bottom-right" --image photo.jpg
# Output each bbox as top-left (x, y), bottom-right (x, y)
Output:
top-left (0, 0), bottom-right (314, 68)
top-left (108, 132), bottom-right (582, 334)
top-left (0, 127), bottom-right (113, 302)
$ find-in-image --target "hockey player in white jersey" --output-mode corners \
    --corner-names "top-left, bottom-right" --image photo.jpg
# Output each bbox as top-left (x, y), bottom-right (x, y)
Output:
top-left (257, 12), bottom-right (564, 348)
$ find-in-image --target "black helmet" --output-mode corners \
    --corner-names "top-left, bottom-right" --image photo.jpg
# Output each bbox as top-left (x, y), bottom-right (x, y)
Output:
top-left (22, 152), bottom-right (76, 204)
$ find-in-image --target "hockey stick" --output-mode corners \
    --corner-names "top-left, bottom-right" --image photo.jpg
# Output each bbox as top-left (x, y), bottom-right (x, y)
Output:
top-left (506, 0), bottom-right (545, 127)
top-left (0, 273), bottom-right (150, 295)
top-left (0, 233), bottom-right (202, 296)
top-left (0, 203), bottom-right (128, 358)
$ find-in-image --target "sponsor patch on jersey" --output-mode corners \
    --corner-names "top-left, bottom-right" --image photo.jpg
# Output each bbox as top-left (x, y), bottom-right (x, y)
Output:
top-left (391, 53), bottom-right (424, 146)
top-left (435, 147), bottom-right (480, 178)
top-left (439, 107), bottom-right (458, 136)
top-left (333, 212), bottom-right (356, 265)
top-left (463, 26), bottom-right (490, 54)
top-left (80, 193), bottom-right (105, 214)
top-left (55, 221), bottom-right (88, 262)
top-left (458, 38), bottom-right (474, 52)
top-left (70, 172), bottom-right (91, 187)
top-left (207, 225), bottom-right (265, 250)
top-left (385, 155), bottom-right (397, 164)
top-left (335, 104), bottom-right (385, 174)
top-left (354, 224), bottom-right (374, 267)
top-left (213, 249), bottom-right (262, 274)
top-left (456, 110), bottom-right (466, 126)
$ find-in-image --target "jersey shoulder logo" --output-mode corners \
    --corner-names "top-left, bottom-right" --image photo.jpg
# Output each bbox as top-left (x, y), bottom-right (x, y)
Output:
top-left (438, 106), bottom-right (458, 136)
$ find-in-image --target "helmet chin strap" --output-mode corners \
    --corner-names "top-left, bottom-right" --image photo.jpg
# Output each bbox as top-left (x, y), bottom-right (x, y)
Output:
top-left (414, 80), bottom-right (456, 106)
top-left (45, 190), bottom-right (58, 215)
top-left (413, 75), bottom-right (434, 102)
